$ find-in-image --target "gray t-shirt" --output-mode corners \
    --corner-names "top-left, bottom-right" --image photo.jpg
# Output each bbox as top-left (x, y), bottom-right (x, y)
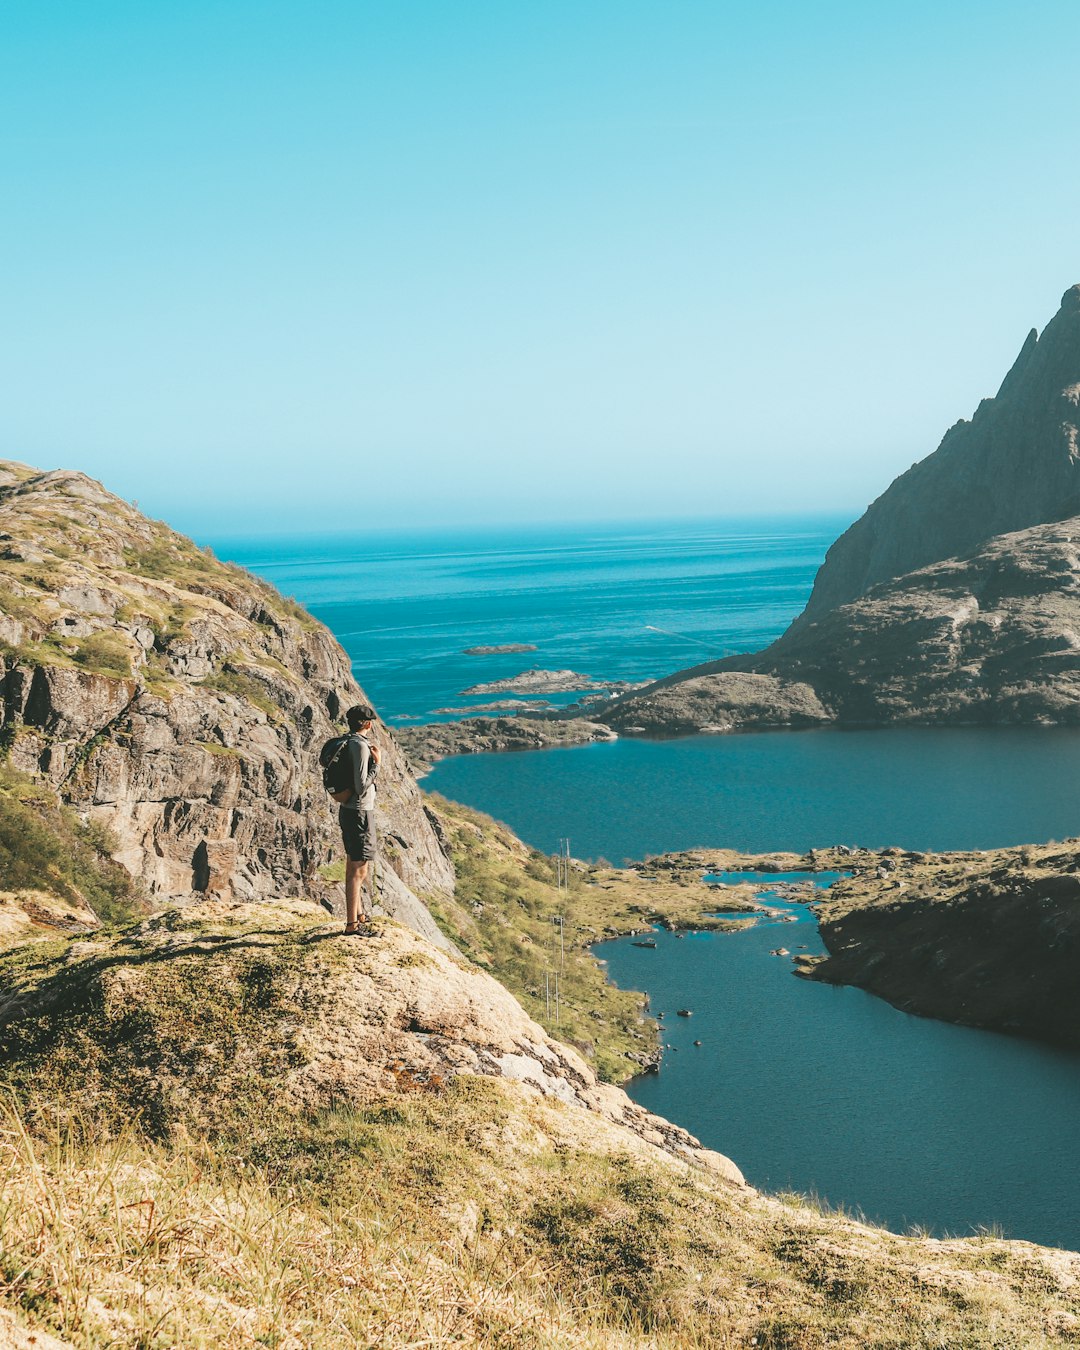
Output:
top-left (342, 733), bottom-right (378, 811)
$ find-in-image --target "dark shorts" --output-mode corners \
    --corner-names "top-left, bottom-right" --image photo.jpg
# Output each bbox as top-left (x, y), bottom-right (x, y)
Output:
top-left (339, 806), bottom-right (376, 863)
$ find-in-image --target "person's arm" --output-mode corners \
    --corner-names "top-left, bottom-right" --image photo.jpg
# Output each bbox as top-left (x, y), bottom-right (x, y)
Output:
top-left (351, 737), bottom-right (378, 799)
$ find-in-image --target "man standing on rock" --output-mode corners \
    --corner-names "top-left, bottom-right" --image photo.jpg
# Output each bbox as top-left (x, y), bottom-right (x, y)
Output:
top-left (340, 703), bottom-right (381, 935)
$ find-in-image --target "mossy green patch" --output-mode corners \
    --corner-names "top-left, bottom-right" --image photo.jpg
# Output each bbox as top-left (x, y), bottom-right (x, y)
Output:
top-left (0, 765), bottom-right (147, 924)
top-left (72, 630), bottom-right (133, 679)
top-left (0, 907), bottom-right (320, 1138)
top-left (199, 665), bottom-right (282, 721)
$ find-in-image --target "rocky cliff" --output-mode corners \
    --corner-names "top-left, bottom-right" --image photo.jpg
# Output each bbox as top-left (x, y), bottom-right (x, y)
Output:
top-left (796, 284), bottom-right (1080, 626)
top-left (604, 285), bottom-right (1080, 735)
top-left (0, 462), bottom-right (453, 916)
top-left (797, 840), bottom-right (1080, 1045)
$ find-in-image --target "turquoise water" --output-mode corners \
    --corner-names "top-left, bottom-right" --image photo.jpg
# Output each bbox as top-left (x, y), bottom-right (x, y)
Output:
top-left (214, 516), bottom-right (844, 721)
top-left (424, 728), bottom-right (1080, 859)
top-left (597, 874), bottom-right (1080, 1250)
top-left (709, 869), bottom-right (847, 887)
top-left (215, 519), bottom-right (1080, 1250)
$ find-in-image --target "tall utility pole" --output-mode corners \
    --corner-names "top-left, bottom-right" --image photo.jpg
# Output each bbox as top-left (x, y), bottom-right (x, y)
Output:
top-left (556, 838), bottom-right (571, 890)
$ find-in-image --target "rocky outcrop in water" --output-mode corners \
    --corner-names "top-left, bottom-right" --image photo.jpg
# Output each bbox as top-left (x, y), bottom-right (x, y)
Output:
top-left (604, 671), bottom-right (831, 735)
top-left (0, 463), bottom-right (453, 914)
top-left (797, 840), bottom-right (1080, 1046)
top-left (397, 715), bottom-right (617, 772)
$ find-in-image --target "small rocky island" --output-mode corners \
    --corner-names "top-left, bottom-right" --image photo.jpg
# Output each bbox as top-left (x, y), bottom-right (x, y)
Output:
top-left (462, 642), bottom-right (537, 655)
top-left (461, 667), bottom-right (620, 695)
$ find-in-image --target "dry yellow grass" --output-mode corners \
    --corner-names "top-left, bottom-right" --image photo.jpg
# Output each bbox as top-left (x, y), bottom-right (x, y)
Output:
top-left (0, 1099), bottom-right (648, 1349)
top-left (3, 900), bottom-right (1080, 1348)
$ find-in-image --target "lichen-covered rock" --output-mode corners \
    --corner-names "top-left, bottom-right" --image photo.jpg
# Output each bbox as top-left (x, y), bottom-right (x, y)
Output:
top-left (0, 465), bottom-right (453, 911)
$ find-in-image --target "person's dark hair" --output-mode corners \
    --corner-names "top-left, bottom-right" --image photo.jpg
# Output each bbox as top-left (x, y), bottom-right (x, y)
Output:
top-left (345, 703), bottom-right (377, 732)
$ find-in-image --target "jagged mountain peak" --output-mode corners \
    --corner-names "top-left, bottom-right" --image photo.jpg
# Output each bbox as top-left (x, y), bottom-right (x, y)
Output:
top-left (792, 286), bottom-right (1080, 629)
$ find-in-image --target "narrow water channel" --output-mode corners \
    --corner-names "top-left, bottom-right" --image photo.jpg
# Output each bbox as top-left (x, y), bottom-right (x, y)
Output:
top-left (595, 872), bottom-right (1080, 1250)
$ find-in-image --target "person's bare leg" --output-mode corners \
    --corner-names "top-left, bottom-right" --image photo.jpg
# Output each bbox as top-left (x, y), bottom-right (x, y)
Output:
top-left (357, 860), bottom-right (370, 918)
top-left (346, 858), bottom-right (371, 928)
top-left (345, 859), bottom-right (362, 927)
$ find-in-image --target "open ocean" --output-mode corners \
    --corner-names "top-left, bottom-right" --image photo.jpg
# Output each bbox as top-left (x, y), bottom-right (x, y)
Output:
top-left (211, 514), bottom-right (848, 724)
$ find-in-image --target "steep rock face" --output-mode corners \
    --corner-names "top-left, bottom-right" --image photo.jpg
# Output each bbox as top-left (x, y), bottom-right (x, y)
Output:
top-left (0, 463), bottom-right (453, 909)
top-left (764, 518), bottom-right (1080, 723)
top-left (796, 285), bottom-right (1080, 627)
top-left (603, 286), bottom-right (1080, 735)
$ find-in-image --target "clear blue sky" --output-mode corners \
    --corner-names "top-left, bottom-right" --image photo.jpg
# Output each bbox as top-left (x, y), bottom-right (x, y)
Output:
top-left (2, 1), bottom-right (1079, 534)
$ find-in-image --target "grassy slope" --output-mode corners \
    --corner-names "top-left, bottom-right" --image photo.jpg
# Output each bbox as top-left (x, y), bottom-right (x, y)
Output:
top-left (422, 796), bottom-right (773, 1083)
top-left (3, 900), bottom-right (1079, 1349)
top-left (0, 764), bottom-right (147, 928)
top-left (422, 795), bottom-right (859, 1085)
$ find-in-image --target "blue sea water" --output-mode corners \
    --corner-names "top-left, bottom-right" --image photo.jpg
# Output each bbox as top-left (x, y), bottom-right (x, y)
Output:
top-left (214, 515), bottom-right (845, 721)
top-left (213, 517), bottom-right (1080, 1250)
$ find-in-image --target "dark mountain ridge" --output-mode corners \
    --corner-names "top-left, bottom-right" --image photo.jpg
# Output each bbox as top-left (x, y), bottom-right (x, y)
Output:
top-left (604, 285), bottom-right (1080, 734)
top-left (795, 284), bottom-right (1080, 627)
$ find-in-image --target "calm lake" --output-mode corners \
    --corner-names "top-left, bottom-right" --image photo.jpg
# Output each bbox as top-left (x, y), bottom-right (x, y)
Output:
top-left (427, 732), bottom-right (1080, 1249)
top-left (424, 727), bottom-right (1080, 860)
top-left (598, 878), bottom-right (1080, 1250)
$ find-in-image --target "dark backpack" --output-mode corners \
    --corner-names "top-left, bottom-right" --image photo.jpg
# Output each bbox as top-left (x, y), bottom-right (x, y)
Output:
top-left (319, 733), bottom-right (355, 799)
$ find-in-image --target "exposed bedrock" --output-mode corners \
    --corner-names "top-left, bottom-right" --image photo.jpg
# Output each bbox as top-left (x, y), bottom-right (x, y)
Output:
top-left (0, 463), bottom-right (453, 910)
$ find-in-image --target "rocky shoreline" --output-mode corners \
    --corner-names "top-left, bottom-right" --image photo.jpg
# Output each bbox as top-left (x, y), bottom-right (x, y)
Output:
top-left (796, 840), bottom-right (1080, 1047)
top-left (396, 715), bottom-right (617, 772)
top-left (581, 838), bottom-right (1080, 1054)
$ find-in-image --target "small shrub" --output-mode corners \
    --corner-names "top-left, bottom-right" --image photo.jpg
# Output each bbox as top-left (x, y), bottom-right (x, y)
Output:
top-left (72, 632), bottom-right (132, 679)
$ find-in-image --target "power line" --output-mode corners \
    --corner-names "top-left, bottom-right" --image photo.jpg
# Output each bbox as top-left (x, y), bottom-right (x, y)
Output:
top-left (643, 624), bottom-right (726, 655)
